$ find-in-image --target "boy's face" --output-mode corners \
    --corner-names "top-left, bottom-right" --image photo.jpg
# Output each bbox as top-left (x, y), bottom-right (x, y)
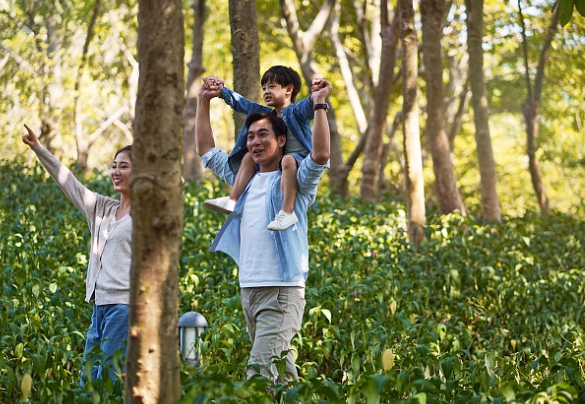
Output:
top-left (262, 82), bottom-right (293, 108)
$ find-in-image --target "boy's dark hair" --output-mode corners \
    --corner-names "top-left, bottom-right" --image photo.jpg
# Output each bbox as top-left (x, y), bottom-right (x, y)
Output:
top-left (261, 66), bottom-right (302, 103)
top-left (245, 112), bottom-right (288, 140)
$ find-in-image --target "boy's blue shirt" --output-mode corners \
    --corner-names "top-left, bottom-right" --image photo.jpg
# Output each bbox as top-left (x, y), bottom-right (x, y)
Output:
top-left (201, 147), bottom-right (327, 282)
top-left (219, 86), bottom-right (314, 173)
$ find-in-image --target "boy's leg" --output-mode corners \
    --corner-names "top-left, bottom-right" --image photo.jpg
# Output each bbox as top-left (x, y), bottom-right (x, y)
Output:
top-left (267, 155), bottom-right (299, 231)
top-left (204, 152), bottom-right (255, 214)
top-left (231, 152), bottom-right (255, 201)
top-left (279, 154), bottom-right (298, 213)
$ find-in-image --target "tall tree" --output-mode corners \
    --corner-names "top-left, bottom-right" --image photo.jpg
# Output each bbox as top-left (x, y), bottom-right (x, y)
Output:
top-left (399, 0), bottom-right (426, 244)
top-left (466, 0), bottom-right (501, 221)
top-left (279, 0), bottom-right (341, 190)
top-left (359, 2), bottom-right (401, 200)
top-left (183, 0), bottom-right (206, 181)
top-left (36, 3), bottom-right (64, 154)
top-left (420, 0), bottom-right (466, 215)
top-left (518, 2), bottom-right (559, 216)
top-left (229, 0), bottom-right (261, 137)
top-left (125, 0), bottom-right (184, 401)
top-left (73, 0), bottom-right (102, 170)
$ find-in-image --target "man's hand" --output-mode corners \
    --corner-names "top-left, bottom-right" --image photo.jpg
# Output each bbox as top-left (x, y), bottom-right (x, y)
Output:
top-left (22, 124), bottom-right (39, 148)
top-left (310, 79), bottom-right (332, 104)
top-left (200, 76), bottom-right (224, 100)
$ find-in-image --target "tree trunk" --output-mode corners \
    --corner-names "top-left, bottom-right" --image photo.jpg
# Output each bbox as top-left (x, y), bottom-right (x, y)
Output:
top-left (519, 3), bottom-right (558, 216)
top-left (466, 0), bottom-right (501, 221)
top-left (183, 0), bottom-right (206, 181)
top-left (279, 0), bottom-right (343, 193)
top-left (74, 0), bottom-right (102, 171)
top-left (125, 0), bottom-right (184, 402)
top-left (360, 4), bottom-right (400, 200)
top-left (399, 0), bottom-right (425, 244)
top-left (229, 0), bottom-right (261, 138)
top-left (420, 0), bottom-right (466, 215)
top-left (38, 9), bottom-right (62, 155)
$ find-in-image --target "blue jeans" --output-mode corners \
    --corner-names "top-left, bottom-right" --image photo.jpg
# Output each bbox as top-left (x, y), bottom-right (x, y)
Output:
top-left (81, 304), bottom-right (129, 384)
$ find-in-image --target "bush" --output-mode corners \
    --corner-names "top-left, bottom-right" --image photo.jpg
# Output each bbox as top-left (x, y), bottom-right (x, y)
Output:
top-left (1, 159), bottom-right (585, 403)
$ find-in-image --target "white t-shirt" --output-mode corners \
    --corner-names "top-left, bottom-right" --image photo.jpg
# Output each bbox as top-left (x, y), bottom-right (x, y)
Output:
top-left (239, 171), bottom-right (305, 288)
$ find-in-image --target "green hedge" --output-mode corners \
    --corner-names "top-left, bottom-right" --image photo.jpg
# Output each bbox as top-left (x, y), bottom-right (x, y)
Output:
top-left (1, 160), bottom-right (584, 403)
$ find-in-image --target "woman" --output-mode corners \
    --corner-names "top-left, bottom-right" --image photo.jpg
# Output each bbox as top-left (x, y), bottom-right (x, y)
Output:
top-left (22, 124), bottom-right (132, 384)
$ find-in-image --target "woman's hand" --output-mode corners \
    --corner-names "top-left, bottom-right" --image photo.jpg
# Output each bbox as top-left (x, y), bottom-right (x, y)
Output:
top-left (22, 124), bottom-right (39, 148)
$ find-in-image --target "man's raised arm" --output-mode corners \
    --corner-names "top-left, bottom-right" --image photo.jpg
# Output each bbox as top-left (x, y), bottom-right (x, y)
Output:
top-left (195, 79), bottom-right (223, 157)
top-left (309, 79), bottom-right (332, 165)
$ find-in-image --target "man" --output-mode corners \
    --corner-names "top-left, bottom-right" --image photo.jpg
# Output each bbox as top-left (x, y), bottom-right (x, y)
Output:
top-left (195, 77), bottom-right (332, 382)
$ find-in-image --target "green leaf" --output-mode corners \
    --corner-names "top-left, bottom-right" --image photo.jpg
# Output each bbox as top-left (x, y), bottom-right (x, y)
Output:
top-left (559, 0), bottom-right (575, 27)
top-left (14, 342), bottom-right (24, 359)
top-left (321, 309), bottom-right (332, 323)
top-left (575, 0), bottom-right (585, 16)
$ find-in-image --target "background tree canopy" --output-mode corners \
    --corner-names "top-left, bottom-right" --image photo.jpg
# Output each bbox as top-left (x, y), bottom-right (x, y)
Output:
top-left (1, 0), bottom-right (584, 217)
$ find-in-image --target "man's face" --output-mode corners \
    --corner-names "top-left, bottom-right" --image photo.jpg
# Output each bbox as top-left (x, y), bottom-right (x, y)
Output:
top-left (246, 118), bottom-right (286, 171)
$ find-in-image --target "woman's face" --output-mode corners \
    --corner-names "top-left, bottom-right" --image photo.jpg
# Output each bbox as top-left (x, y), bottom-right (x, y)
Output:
top-left (110, 151), bottom-right (132, 194)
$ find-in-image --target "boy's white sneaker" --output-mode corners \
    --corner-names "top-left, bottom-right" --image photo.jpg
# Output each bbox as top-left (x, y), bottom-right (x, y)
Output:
top-left (204, 196), bottom-right (236, 214)
top-left (267, 210), bottom-right (298, 231)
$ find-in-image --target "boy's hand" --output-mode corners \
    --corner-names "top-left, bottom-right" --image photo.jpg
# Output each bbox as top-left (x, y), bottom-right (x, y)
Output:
top-left (202, 76), bottom-right (224, 91)
top-left (310, 78), bottom-right (332, 104)
top-left (22, 124), bottom-right (39, 148)
top-left (199, 77), bottom-right (224, 100)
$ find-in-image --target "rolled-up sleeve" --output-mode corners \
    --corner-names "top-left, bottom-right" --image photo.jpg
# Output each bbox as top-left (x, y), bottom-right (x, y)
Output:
top-left (201, 147), bottom-right (236, 186)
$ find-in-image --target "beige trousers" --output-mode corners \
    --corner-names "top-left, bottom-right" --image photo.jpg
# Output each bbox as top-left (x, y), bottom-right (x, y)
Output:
top-left (240, 286), bottom-right (306, 383)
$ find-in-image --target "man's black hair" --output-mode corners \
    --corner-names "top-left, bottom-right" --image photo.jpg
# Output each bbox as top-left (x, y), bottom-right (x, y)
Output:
top-left (245, 112), bottom-right (288, 139)
top-left (261, 66), bottom-right (302, 103)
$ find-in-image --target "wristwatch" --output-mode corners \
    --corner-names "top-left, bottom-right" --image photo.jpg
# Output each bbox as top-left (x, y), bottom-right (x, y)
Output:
top-left (313, 103), bottom-right (329, 111)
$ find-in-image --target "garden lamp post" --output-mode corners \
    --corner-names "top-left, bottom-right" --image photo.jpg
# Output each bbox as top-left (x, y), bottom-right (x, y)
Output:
top-left (178, 311), bottom-right (208, 367)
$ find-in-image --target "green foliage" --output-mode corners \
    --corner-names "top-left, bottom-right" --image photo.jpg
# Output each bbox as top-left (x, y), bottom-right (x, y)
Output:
top-left (3, 160), bottom-right (584, 402)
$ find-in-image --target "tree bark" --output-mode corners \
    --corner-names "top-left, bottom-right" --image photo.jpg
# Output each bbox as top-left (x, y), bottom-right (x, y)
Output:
top-left (126, 0), bottom-right (184, 402)
top-left (183, 0), bottom-right (206, 181)
top-left (519, 2), bottom-right (558, 216)
top-left (359, 3), bottom-right (400, 200)
top-left (74, 0), bottom-right (102, 171)
top-left (399, 0), bottom-right (425, 244)
top-left (279, 0), bottom-right (343, 192)
top-left (465, 0), bottom-right (501, 221)
top-left (420, 0), bottom-right (466, 215)
top-left (37, 7), bottom-right (62, 155)
top-left (229, 0), bottom-right (261, 138)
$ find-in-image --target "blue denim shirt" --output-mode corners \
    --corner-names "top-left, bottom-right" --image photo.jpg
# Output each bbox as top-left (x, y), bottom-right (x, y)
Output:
top-left (219, 86), bottom-right (314, 173)
top-left (201, 147), bottom-right (327, 281)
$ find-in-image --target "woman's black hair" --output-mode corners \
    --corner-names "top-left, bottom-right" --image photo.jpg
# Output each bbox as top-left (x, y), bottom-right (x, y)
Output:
top-left (115, 145), bottom-right (132, 159)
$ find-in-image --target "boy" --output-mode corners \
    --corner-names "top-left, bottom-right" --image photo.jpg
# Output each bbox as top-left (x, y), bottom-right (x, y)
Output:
top-left (204, 66), bottom-right (328, 231)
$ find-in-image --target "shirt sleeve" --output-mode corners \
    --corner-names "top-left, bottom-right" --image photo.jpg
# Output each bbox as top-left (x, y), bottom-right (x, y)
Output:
top-left (32, 144), bottom-right (98, 220)
top-left (296, 154), bottom-right (327, 196)
top-left (219, 87), bottom-right (268, 115)
top-left (201, 147), bottom-right (237, 186)
top-left (290, 95), bottom-right (315, 121)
